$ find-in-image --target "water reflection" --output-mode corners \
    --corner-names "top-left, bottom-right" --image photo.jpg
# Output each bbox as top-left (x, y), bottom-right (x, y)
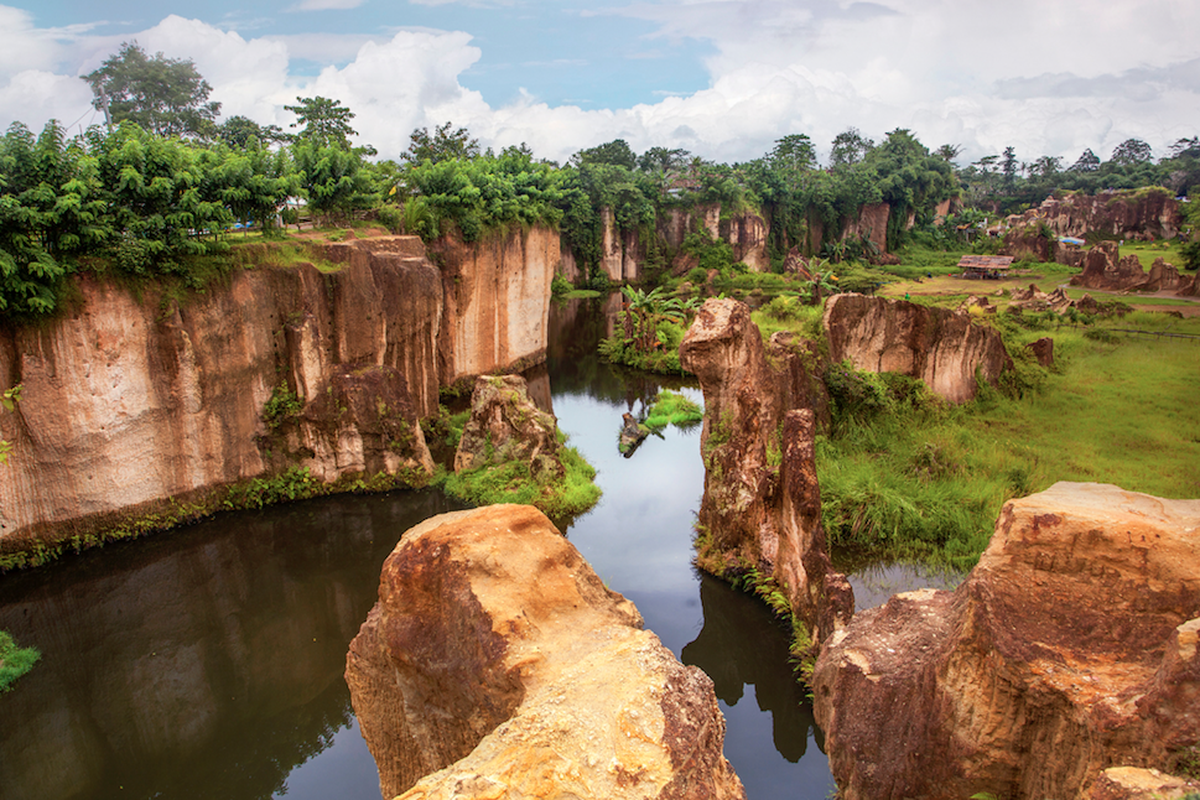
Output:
top-left (0, 490), bottom-right (461, 800)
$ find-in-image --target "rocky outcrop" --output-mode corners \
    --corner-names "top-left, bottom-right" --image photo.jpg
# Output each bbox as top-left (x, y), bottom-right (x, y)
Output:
top-left (1089, 767), bottom-right (1200, 800)
top-left (823, 293), bottom-right (1012, 403)
top-left (812, 482), bottom-right (1200, 800)
top-left (345, 504), bottom-right (746, 800)
top-left (454, 374), bottom-right (560, 477)
top-left (1, 230), bottom-right (562, 561)
top-left (0, 238), bottom-right (441, 556)
top-left (428, 226), bottom-right (558, 388)
top-left (1007, 189), bottom-right (1183, 242)
top-left (679, 299), bottom-right (850, 644)
top-left (810, 202), bottom-right (892, 259)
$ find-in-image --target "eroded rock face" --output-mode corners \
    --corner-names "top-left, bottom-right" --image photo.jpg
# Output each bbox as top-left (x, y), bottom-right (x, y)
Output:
top-left (823, 293), bottom-right (1012, 403)
top-left (345, 504), bottom-right (746, 800)
top-left (1008, 190), bottom-right (1183, 242)
top-left (0, 238), bottom-right (442, 554)
top-left (454, 374), bottom-right (560, 477)
top-left (679, 298), bottom-right (850, 643)
top-left (813, 482), bottom-right (1200, 800)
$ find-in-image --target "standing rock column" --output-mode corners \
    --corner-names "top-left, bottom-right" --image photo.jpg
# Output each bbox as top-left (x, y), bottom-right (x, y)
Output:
top-left (679, 298), bottom-right (851, 644)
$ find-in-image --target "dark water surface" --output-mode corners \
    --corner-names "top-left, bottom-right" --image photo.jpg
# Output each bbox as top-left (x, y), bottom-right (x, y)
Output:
top-left (0, 295), bottom-right (901, 800)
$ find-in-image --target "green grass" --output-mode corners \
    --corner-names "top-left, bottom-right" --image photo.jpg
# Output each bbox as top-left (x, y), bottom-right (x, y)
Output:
top-left (642, 390), bottom-right (704, 433)
top-left (0, 630), bottom-right (40, 691)
top-left (1119, 238), bottom-right (1186, 269)
top-left (816, 312), bottom-right (1200, 569)
top-left (442, 434), bottom-right (602, 524)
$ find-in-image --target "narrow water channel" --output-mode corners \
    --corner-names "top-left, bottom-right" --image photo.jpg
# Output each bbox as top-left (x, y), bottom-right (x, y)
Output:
top-left (0, 295), bottom-right (960, 800)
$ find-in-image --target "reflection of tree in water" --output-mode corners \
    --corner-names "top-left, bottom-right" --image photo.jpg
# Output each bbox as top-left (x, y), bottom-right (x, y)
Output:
top-left (682, 574), bottom-right (824, 763)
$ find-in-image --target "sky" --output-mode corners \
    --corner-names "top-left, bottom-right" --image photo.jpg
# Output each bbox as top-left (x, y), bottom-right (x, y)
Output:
top-left (2, 1), bottom-right (1199, 169)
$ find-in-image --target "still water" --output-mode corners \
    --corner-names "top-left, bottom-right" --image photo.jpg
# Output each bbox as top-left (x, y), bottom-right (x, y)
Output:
top-left (0, 296), bottom-right (955, 800)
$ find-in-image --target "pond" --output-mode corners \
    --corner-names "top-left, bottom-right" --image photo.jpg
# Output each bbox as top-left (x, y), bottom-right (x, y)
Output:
top-left (0, 294), bottom-right (959, 800)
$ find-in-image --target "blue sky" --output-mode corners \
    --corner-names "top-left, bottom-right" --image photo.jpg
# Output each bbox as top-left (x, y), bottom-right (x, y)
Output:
top-left (3, 1), bottom-right (1200, 167)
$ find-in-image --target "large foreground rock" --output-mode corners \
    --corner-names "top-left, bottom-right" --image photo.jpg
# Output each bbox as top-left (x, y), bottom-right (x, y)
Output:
top-left (345, 504), bottom-right (745, 800)
top-left (823, 293), bottom-right (1012, 403)
top-left (813, 482), bottom-right (1200, 800)
top-left (680, 299), bottom-right (851, 644)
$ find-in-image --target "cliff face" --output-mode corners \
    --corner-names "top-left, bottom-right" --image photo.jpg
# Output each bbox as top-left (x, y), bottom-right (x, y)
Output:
top-left (0, 230), bottom-right (557, 559)
top-left (679, 299), bottom-right (851, 643)
top-left (429, 226), bottom-right (558, 387)
top-left (823, 293), bottom-right (1013, 404)
top-left (346, 504), bottom-right (746, 800)
top-left (813, 482), bottom-right (1200, 800)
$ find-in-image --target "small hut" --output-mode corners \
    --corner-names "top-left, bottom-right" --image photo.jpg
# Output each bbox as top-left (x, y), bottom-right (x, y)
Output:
top-left (958, 255), bottom-right (1015, 279)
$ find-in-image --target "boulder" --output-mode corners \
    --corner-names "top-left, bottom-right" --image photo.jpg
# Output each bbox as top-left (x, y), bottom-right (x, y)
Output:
top-left (1072, 241), bottom-right (1154, 291)
top-left (679, 299), bottom-right (851, 644)
top-left (812, 482), bottom-right (1200, 800)
top-left (454, 374), bottom-right (560, 477)
top-left (1026, 337), bottom-right (1055, 367)
top-left (1088, 767), bottom-right (1200, 800)
top-left (823, 293), bottom-right (1012, 404)
top-left (345, 504), bottom-right (746, 800)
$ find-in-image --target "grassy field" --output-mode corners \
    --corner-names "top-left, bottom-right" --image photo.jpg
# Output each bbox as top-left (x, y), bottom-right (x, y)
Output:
top-left (751, 248), bottom-right (1200, 569)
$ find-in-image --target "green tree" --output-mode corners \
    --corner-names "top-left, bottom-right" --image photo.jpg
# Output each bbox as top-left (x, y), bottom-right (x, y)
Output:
top-left (216, 116), bottom-right (287, 149)
top-left (82, 42), bottom-right (220, 139)
top-left (934, 143), bottom-right (962, 164)
top-left (768, 134), bottom-right (817, 176)
top-left (403, 122), bottom-right (480, 165)
top-left (292, 140), bottom-right (372, 224)
top-left (1069, 148), bottom-right (1101, 172)
top-left (571, 139), bottom-right (637, 170)
top-left (830, 128), bottom-right (875, 168)
top-left (1110, 138), bottom-right (1153, 166)
top-left (210, 141), bottom-right (296, 235)
top-left (284, 97), bottom-right (358, 150)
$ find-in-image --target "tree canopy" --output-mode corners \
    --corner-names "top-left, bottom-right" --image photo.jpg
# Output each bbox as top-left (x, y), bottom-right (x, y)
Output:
top-left (285, 97), bottom-right (359, 150)
top-left (81, 42), bottom-right (220, 139)
top-left (403, 122), bottom-right (481, 165)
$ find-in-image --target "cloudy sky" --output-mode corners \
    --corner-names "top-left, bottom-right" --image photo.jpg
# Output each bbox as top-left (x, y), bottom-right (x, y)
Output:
top-left (3, 1), bottom-right (1199, 168)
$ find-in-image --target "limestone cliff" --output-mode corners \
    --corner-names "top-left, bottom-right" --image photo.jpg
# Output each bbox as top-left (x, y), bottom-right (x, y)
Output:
top-left (345, 504), bottom-right (746, 800)
top-left (823, 293), bottom-right (1012, 404)
top-left (679, 298), bottom-right (851, 644)
top-left (812, 482), bottom-right (1200, 800)
top-left (0, 230), bottom-right (558, 562)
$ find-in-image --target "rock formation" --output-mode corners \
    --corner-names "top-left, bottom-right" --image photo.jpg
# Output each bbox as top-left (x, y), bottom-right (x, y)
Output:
top-left (679, 298), bottom-right (851, 645)
top-left (812, 482), bottom-right (1200, 800)
top-left (1006, 189), bottom-right (1183, 242)
top-left (428, 227), bottom-right (559, 389)
top-left (823, 293), bottom-right (1013, 403)
top-left (454, 374), bottom-right (560, 477)
top-left (1, 230), bottom-right (560, 561)
top-left (1089, 767), bottom-right (1200, 800)
top-left (345, 504), bottom-right (746, 800)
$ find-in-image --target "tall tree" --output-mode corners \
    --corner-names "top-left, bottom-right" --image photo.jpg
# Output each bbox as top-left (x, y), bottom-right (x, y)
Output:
top-left (934, 143), bottom-right (962, 164)
top-left (1110, 138), bottom-right (1153, 166)
top-left (216, 116), bottom-right (287, 148)
top-left (1069, 148), bottom-right (1101, 172)
top-left (570, 139), bottom-right (637, 170)
top-left (1001, 146), bottom-right (1019, 188)
top-left (403, 122), bottom-right (481, 164)
top-left (82, 42), bottom-right (220, 139)
top-left (829, 128), bottom-right (875, 168)
top-left (284, 96), bottom-right (358, 150)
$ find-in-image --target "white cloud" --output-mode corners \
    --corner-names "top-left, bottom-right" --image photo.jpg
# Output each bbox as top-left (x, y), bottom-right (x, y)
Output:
top-left (287, 0), bottom-right (366, 11)
top-left (0, 2), bottom-right (1197, 171)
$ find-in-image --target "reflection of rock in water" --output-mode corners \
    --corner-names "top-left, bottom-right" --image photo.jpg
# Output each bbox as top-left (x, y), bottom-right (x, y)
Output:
top-left (682, 574), bottom-right (822, 763)
top-left (0, 488), bottom-right (458, 800)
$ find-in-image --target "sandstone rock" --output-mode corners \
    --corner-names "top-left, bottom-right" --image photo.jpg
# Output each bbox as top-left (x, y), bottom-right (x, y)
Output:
top-left (679, 299), bottom-right (850, 643)
top-left (345, 504), bottom-right (746, 800)
top-left (1026, 337), bottom-right (1055, 367)
top-left (429, 226), bottom-right (559, 387)
top-left (454, 374), bottom-right (560, 477)
top-left (823, 293), bottom-right (1012, 403)
top-left (1071, 241), bottom-right (1156, 292)
top-left (813, 482), bottom-right (1200, 800)
top-left (1088, 767), bottom-right (1200, 800)
top-left (0, 238), bottom-right (443, 555)
top-left (1005, 190), bottom-right (1182, 242)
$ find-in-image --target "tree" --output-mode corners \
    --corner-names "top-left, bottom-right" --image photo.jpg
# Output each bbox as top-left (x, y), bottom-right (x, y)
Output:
top-left (216, 116), bottom-right (287, 149)
top-left (570, 139), bottom-right (637, 170)
top-left (1110, 138), bottom-right (1153, 166)
top-left (768, 134), bottom-right (817, 173)
top-left (1029, 155), bottom-right (1063, 178)
top-left (934, 143), bottom-right (962, 164)
top-left (1001, 146), bottom-right (1019, 188)
top-left (829, 128), bottom-right (875, 168)
top-left (1069, 148), bottom-right (1101, 172)
top-left (637, 146), bottom-right (690, 174)
top-left (284, 97), bottom-right (358, 150)
top-left (292, 140), bottom-right (372, 223)
top-left (403, 122), bottom-right (481, 164)
top-left (82, 42), bottom-right (220, 139)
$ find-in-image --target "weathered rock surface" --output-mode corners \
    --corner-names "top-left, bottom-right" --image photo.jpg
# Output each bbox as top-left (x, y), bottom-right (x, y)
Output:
top-left (429, 227), bottom-right (559, 388)
top-left (1, 229), bottom-right (562, 560)
top-left (823, 293), bottom-right (1013, 403)
top-left (454, 374), bottom-right (560, 477)
top-left (813, 482), bottom-right (1200, 800)
top-left (1007, 189), bottom-right (1183, 242)
top-left (1088, 767), bottom-right (1200, 800)
top-left (680, 298), bottom-right (851, 643)
top-left (345, 504), bottom-right (746, 800)
top-left (0, 238), bottom-right (441, 554)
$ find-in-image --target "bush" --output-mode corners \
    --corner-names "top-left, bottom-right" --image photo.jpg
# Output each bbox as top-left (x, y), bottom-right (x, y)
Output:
top-left (0, 630), bottom-right (41, 691)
